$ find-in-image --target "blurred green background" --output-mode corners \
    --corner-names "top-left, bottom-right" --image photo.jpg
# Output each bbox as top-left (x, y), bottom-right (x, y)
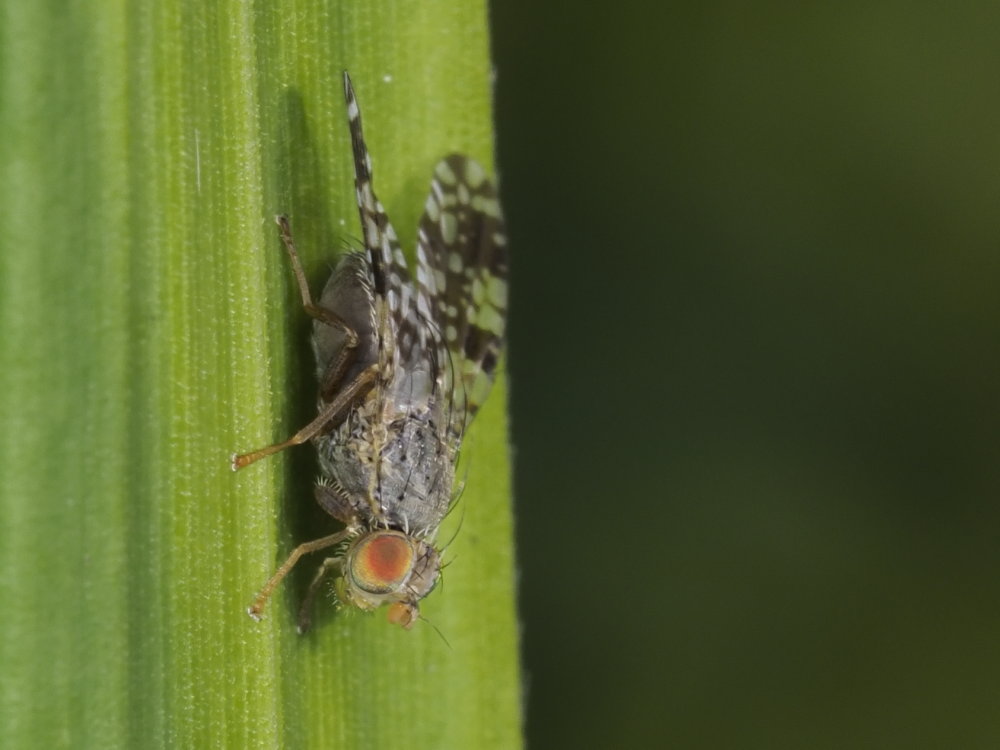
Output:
top-left (492, 2), bottom-right (1000, 748)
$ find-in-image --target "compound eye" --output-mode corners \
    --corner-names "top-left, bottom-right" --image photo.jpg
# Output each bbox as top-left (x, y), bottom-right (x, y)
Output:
top-left (349, 533), bottom-right (415, 595)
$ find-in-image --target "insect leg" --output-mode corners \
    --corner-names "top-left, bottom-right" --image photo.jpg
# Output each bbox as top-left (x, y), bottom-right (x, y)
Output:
top-left (275, 214), bottom-right (359, 398)
top-left (315, 482), bottom-right (362, 523)
top-left (231, 363), bottom-right (377, 470)
top-left (247, 529), bottom-right (354, 621)
top-left (296, 556), bottom-right (343, 633)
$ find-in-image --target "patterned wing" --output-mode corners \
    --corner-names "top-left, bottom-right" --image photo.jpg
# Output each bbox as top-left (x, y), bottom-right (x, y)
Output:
top-left (415, 155), bottom-right (508, 439)
top-left (342, 72), bottom-right (417, 375)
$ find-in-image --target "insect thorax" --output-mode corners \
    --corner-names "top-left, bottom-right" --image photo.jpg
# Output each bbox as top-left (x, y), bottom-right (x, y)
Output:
top-left (311, 253), bottom-right (456, 536)
top-left (316, 403), bottom-right (456, 534)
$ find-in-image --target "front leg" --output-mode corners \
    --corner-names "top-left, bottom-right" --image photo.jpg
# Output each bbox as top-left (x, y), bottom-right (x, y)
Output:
top-left (247, 527), bottom-right (355, 621)
top-left (297, 556), bottom-right (343, 633)
top-left (315, 482), bottom-right (368, 523)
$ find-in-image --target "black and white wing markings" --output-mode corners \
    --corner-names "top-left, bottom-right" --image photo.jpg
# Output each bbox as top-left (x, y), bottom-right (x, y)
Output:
top-left (342, 72), bottom-right (419, 383)
top-left (415, 154), bottom-right (508, 440)
top-left (342, 71), bottom-right (507, 436)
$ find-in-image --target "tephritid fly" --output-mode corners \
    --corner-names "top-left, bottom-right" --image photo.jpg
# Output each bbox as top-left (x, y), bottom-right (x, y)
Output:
top-left (232, 73), bottom-right (507, 631)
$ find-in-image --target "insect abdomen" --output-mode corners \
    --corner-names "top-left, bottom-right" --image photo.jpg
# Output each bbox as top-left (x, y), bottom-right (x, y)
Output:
top-left (312, 251), bottom-right (379, 390)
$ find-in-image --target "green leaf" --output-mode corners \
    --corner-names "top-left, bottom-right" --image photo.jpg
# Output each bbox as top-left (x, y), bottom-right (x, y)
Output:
top-left (0, 2), bottom-right (520, 748)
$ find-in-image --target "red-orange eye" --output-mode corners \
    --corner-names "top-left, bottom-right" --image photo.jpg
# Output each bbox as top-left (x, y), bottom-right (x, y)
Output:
top-left (349, 533), bottom-right (415, 595)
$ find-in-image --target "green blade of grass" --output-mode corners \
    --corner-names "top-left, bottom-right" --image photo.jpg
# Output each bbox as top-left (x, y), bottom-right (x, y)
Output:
top-left (0, 2), bottom-right (521, 748)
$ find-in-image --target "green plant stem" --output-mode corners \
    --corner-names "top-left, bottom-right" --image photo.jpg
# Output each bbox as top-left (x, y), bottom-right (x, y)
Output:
top-left (0, 2), bottom-right (520, 748)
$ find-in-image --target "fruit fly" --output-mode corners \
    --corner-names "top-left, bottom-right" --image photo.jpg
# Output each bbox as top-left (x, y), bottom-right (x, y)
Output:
top-left (232, 72), bottom-right (507, 631)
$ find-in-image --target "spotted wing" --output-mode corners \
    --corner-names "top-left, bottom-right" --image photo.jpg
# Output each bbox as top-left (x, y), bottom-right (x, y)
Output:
top-left (343, 72), bottom-right (416, 379)
top-left (415, 155), bottom-right (508, 440)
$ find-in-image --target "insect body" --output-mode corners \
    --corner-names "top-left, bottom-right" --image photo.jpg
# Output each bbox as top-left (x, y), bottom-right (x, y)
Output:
top-left (232, 72), bottom-right (507, 631)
